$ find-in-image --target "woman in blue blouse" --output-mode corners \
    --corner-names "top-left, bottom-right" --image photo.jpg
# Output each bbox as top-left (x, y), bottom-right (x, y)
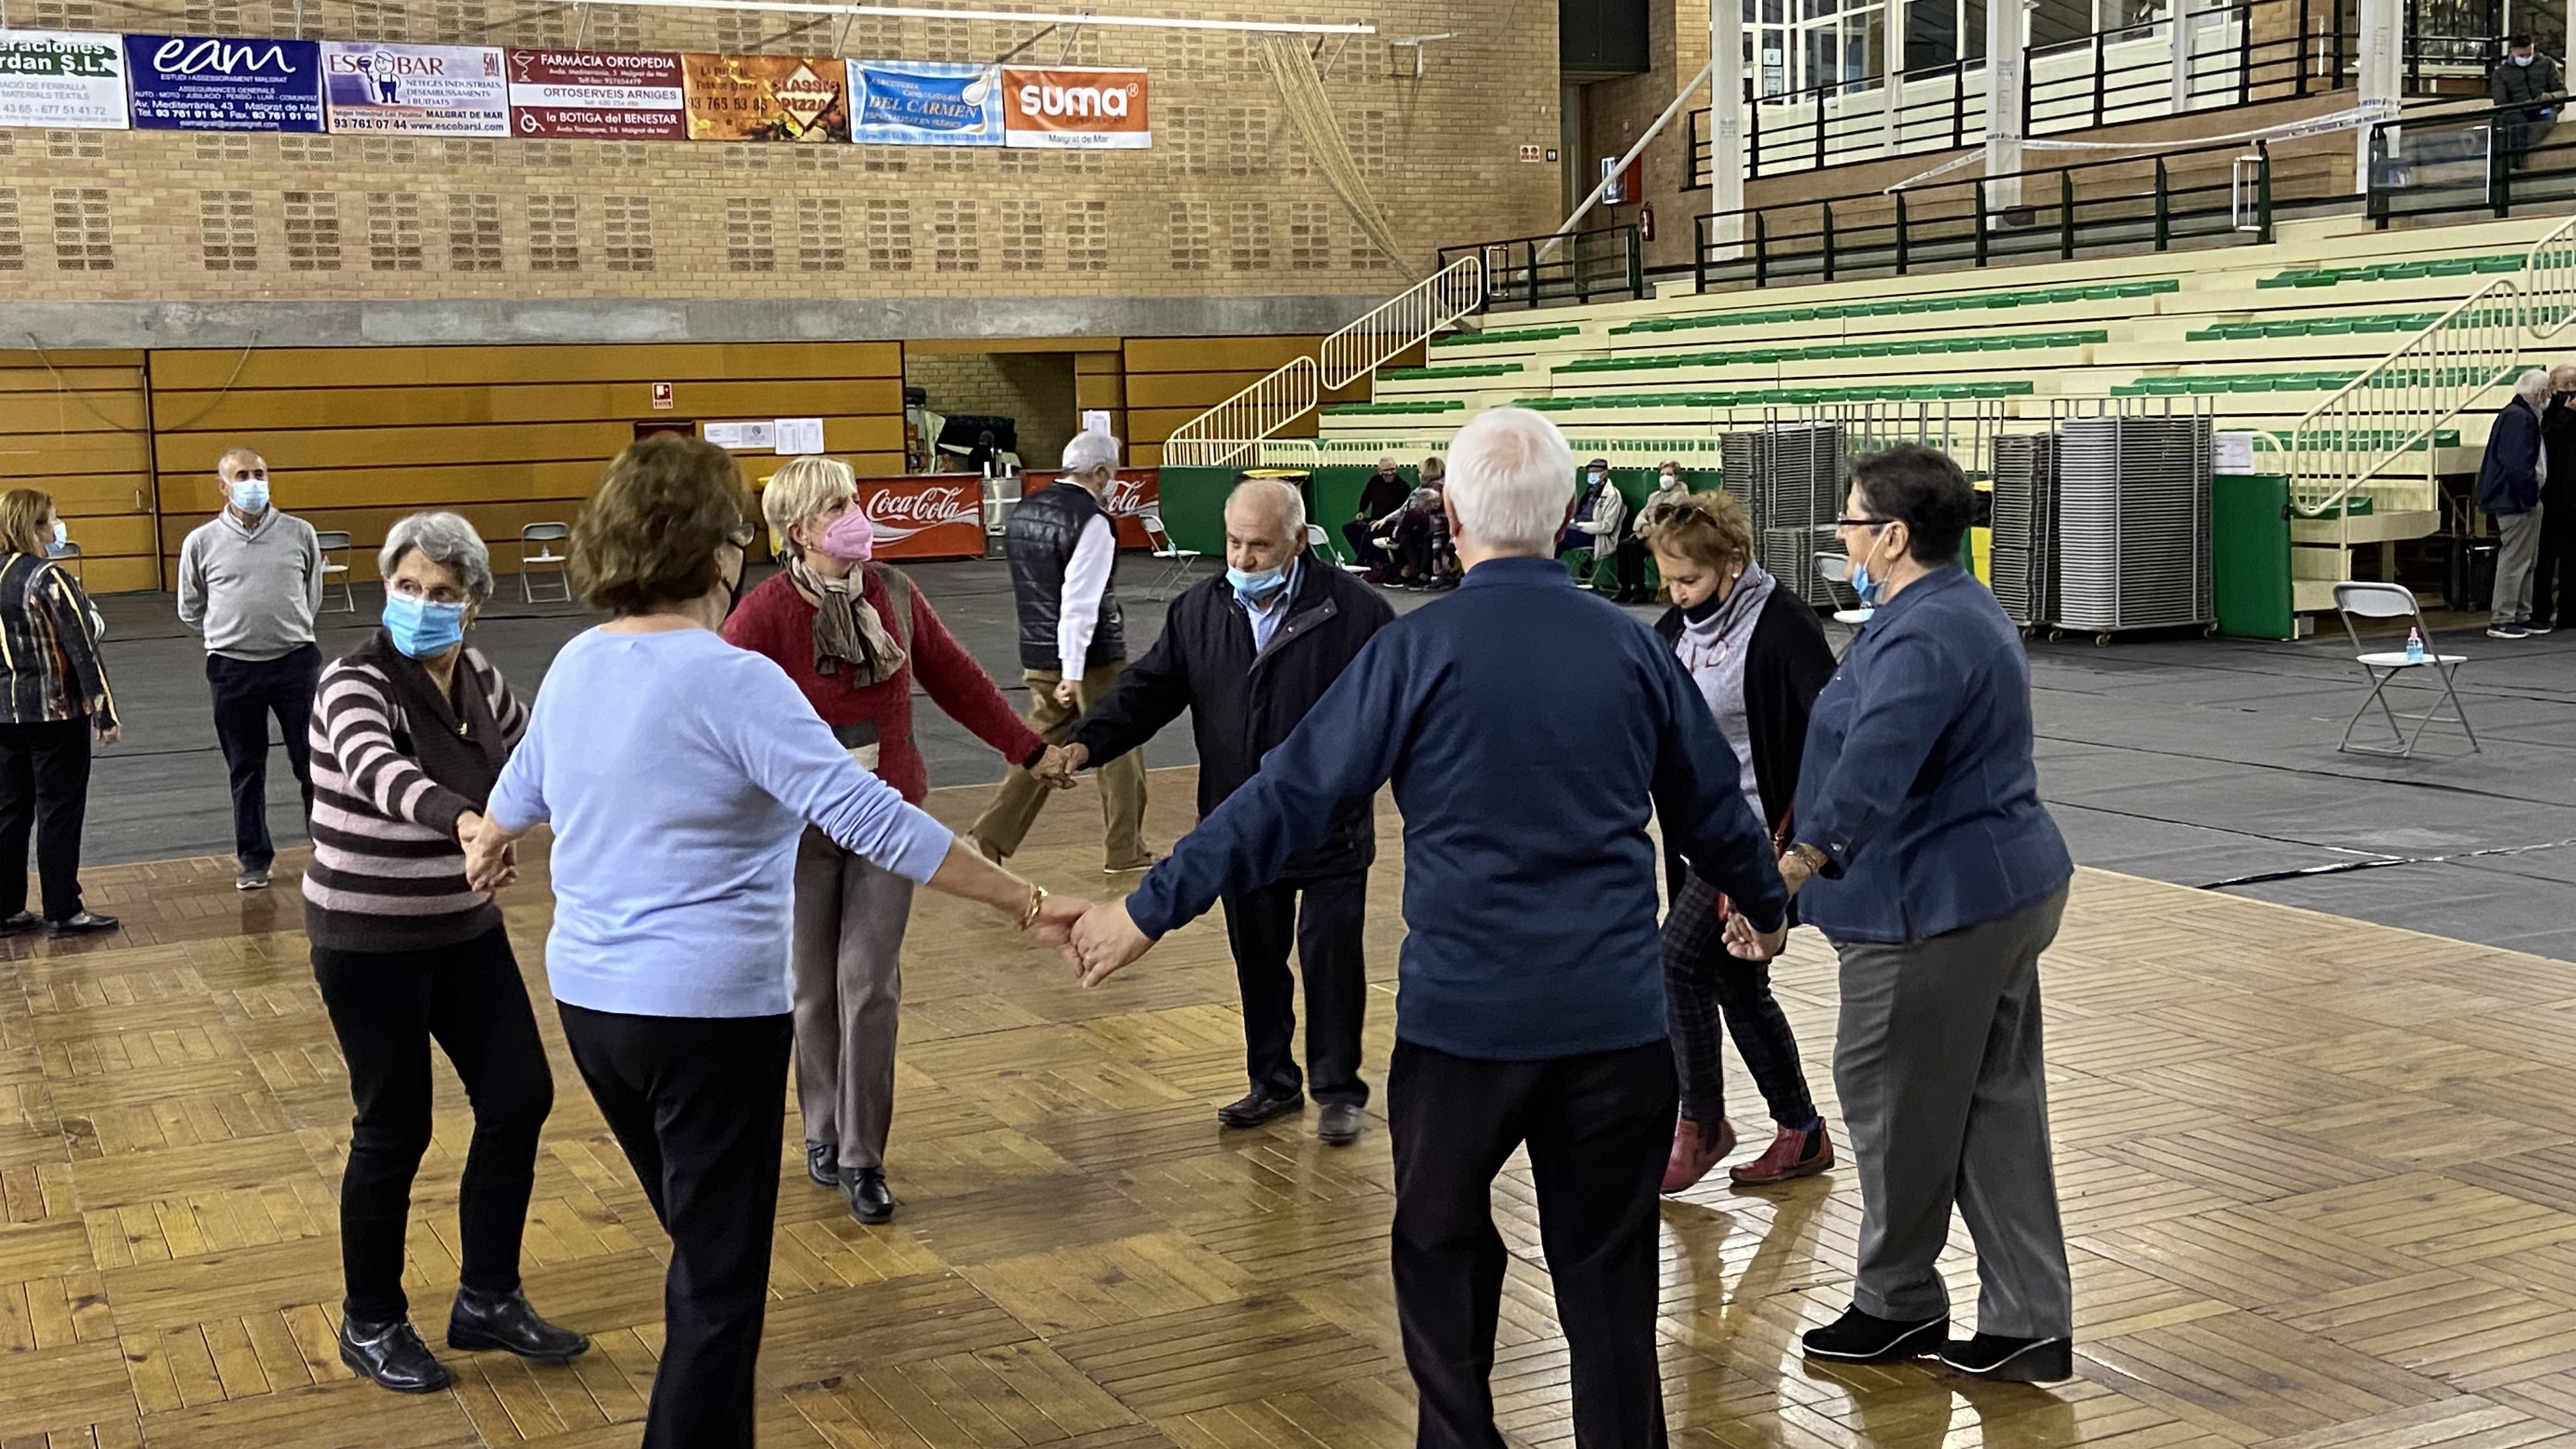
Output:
top-left (1731, 444), bottom-right (2076, 1386)
top-left (467, 435), bottom-right (1087, 1449)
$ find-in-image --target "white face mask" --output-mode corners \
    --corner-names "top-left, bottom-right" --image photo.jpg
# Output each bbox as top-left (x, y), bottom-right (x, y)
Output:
top-left (2516, 52), bottom-right (2536, 65)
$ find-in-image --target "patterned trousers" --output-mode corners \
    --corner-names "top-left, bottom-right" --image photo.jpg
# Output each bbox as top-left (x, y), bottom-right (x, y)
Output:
top-left (1661, 871), bottom-right (1818, 1129)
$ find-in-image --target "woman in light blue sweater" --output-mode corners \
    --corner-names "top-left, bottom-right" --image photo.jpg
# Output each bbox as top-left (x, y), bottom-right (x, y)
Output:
top-left (468, 434), bottom-right (1086, 1449)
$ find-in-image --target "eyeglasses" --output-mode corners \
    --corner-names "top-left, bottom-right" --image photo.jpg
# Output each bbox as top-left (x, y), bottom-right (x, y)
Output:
top-left (1834, 516), bottom-right (1893, 529)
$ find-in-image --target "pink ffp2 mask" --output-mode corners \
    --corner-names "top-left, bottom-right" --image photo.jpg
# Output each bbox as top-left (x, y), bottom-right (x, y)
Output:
top-left (820, 509), bottom-right (877, 563)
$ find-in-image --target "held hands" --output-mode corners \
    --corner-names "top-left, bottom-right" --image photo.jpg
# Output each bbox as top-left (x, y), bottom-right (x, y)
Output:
top-left (1031, 742), bottom-right (1088, 790)
top-left (1067, 899), bottom-right (1154, 987)
top-left (459, 811), bottom-right (519, 892)
top-left (1025, 891), bottom-right (1090, 955)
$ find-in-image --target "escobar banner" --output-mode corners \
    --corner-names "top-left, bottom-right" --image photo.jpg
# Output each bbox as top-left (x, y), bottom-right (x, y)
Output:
top-left (505, 49), bottom-right (685, 139)
top-left (682, 53), bottom-right (848, 142)
top-left (125, 34), bottom-right (321, 131)
top-left (847, 59), bottom-right (1000, 146)
top-left (0, 29), bottom-right (128, 130)
top-left (323, 42), bottom-right (507, 135)
top-left (1000, 65), bottom-right (1148, 150)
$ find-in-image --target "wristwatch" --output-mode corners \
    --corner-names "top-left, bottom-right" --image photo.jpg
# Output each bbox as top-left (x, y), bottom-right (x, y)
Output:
top-left (1785, 843), bottom-right (1830, 873)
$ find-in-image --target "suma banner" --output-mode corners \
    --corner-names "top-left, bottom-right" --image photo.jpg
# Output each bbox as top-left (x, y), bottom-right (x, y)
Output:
top-left (848, 59), bottom-right (1000, 146)
top-left (1000, 65), bottom-right (1147, 150)
top-left (681, 53), bottom-right (848, 142)
top-left (505, 49), bottom-right (684, 139)
top-left (323, 42), bottom-right (507, 135)
top-left (855, 477), bottom-right (985, 560)
top-left (1022, 470), bottom-right (1162, 549)
top-left (0, 29), bottom-right (128, 130)
top-left (125, 33), bottom-right (321, 131)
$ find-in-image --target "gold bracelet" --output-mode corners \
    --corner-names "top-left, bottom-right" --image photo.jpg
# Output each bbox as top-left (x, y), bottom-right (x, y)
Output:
top-left (1016, 882), bottom-right (1049, 931)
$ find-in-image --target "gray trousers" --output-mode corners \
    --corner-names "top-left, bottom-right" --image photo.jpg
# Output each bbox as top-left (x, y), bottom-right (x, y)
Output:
top-left (2496, 505), bottom-right (2547, 625)
top-left (789, 827), bottom-right (917, 1174)
top-left (1832, 887), bottom-right (2072, 1340)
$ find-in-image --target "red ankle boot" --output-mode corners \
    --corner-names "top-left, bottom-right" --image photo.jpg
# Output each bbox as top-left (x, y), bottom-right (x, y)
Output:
top-left (1730, 1121), bottom-right (1834, 1186)
top-left (1661, 1117), bottom-right (1736, 1194)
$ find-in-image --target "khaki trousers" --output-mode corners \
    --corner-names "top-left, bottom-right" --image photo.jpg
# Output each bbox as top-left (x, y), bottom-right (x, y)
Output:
top-left (970, 661), bottom-right (1151, 870)
top-left (788, 829), bottom-right (917, 1172)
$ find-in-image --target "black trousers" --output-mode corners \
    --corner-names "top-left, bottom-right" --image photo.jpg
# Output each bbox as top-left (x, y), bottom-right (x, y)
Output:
top-left (1389, 1038), bottom-right (1676, 1449)
top-left (2535, 486), bottom-right (2574, 625)
top-left (206, 643), bottom-right (321, 870)
top-left (0, 718), bottom-right (93, 922)
top-left (314, 926), bottom-right (553, 1324)
top-left (1219, 870), bottom-right (1369, 1108)
top-left (560, 1003), bottom-right (793, 1449)
top-left (1342, 519), bottom-right (1393, 571)
top-left (1613, 537), bottom-right (1647, 596)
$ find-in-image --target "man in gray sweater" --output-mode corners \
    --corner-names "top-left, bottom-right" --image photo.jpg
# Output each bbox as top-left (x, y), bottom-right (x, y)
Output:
top-left (176, 447), bottom-right (325, 891)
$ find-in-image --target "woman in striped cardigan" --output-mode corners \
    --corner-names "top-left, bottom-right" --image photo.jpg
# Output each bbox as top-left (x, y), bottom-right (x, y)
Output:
top-left (304, 511), bottom-right (586, 1395)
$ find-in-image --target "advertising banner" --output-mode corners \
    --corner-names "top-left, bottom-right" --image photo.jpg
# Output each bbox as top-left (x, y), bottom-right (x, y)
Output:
top-left (1023, 470), bottom-right (1162, 549)
top-left (0, 29), bottom-right (128, 130)
top-left (847, 59), bottom-right (1001, 146)
top-left (123, 33), bottom-right (322, 130)
top-left (125, 33), bottom-right (321, 131)
top-left (1000, 65), bottom-right (1147, 150)
top-left (681, 52), bottom-right (848, 142)
top-left (505, 48), bottom-right (684, 139)
top-left (855, 476), bottom-right (985, 560)
top-left (323, 41), bottom-right (507, 135)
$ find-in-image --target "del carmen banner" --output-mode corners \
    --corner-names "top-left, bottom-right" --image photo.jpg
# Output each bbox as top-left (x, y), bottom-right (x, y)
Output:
top-left (124, 34), bottom-right (322, 131)
top-left (0, 29), bottom-right (128, 130)
top-left (1000, 66), bottom-right (1147, 150)
top-left (855, 477), bottom-right (985, 561)
top-left (682, 52), bottom-right (848, 142)
top-left (848, 59), bottom-right (1000, 146)
top-left (323, 41), bottom-right (507, 135)
top-left (506, 49), bottom-right (684, 139)
top-left (1023, 470), bottom-right (1162, 549)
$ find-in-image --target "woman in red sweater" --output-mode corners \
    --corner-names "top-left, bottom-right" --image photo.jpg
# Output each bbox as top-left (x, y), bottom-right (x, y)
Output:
top-left (724, 457), bottom-right (1051, 1225)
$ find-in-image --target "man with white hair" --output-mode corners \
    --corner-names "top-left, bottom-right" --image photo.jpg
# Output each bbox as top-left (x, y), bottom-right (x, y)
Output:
top-left (969, 431), bottom-right (1153, 871)
top-left (1063, 408), bottom-right (1788, 1448)
top-left (1041, 476), bottom-right (1393, 1144)
top-left (177, 445), bottom-right (325, 891)
top-left (2479, 369), bottom-right (2552, 638)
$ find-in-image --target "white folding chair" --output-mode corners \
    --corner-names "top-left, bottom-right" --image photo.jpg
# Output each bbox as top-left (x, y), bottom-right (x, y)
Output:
top-left (1139, 508), bottom-right (1200, 601)
top-left (1814, 551), bottom-right (1871, 629)
top-left (519, 522), bottom-right (572, 604)
top-left (1305, 522), bottom-right (1354, 571)
top-left (313, 530), bottom-right (356, 613)
top-left (2333, 581), bottom-right (2478, 758)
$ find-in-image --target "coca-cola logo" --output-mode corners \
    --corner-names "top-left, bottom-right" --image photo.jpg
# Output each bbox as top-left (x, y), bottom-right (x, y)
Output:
top-left (1104, 476), bottom-right (1151, 515)
top-left (864, 485), bottom-right (976, 541)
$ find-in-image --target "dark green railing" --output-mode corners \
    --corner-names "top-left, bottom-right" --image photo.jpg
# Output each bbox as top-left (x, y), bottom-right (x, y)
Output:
top-left (1435, 226), bottom-right (1645, 312)
top-left (2368, 97), bottom-right (2576, 228)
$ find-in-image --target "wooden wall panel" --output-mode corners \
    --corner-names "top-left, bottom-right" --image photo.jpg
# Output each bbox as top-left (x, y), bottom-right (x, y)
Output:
top-left (0, 350), bottom-right (160, 592)
top-left (148, 343), bottom-right (908, 586)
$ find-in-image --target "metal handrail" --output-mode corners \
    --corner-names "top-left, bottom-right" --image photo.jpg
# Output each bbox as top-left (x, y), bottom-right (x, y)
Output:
top-left (2524, 212), bottom-right (2576, 340)
top-left (1163, 253), bottom-right (1489, 468)
top-left (2285, 279), bottom-right (2519, 519)
top-left (1435, 227), bottom-right (1639, 312)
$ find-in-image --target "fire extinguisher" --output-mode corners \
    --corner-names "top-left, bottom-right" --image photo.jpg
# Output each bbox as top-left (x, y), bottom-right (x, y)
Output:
top-left (1640, 205), bottom-right (1655, 241)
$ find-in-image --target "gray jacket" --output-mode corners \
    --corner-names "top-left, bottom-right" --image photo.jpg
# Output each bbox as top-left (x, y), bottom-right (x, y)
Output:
top-left (2494, 53), bottom-right (2564, 108)
top-left (177, 509), bottom-right (323, 661)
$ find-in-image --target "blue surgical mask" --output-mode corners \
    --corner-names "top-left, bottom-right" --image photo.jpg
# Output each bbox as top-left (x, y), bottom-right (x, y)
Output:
top-left (1849, 529), bottom-right (1894, 606)
top-left (229, 479), bottom-right (270, 516)
top-left (47, 521), bottom-right (68, 556)
top-left (1228, 564), bottom-right (1289, 601)
top-left (2516, 52), bottom-right (2535, 65)
top-left (383, 593), bottom-right (468, 659)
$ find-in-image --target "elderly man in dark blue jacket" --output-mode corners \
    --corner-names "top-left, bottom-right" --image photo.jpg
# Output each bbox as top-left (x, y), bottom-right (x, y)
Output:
top-left (2480, 369), bottom-right (2552, 638)
top-left (1047, 476), bottom-right (1393, 1145)
top-left (1068, 407), bottom-right (1786, 1449)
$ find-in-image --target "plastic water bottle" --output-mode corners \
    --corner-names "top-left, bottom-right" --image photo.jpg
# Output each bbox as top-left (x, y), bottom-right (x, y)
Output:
top-left (2405, 627), bottom-right (2426, 664)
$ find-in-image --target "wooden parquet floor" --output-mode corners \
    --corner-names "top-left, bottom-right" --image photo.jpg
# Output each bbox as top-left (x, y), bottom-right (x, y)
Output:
top-left (8, 764), bottom-right (2576, 1448)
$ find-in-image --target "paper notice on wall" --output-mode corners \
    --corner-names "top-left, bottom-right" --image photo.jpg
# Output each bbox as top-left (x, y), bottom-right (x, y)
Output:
top-left (1081, 410), bottom-right (1112, 437)
top-left (774, 418), bottom-right (825, 456)
top-left (2214, 432), bottom-right (2257, 475)
top-left (704, 420), bottom-right (777, 450)
top-left (0, 29), bottom-right (130, 130)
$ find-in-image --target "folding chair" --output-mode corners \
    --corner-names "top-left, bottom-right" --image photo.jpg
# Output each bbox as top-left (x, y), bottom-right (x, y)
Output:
top-left (48, 539), bottom-right (84, 588)
top-left (519, 522), bottom-right (572, 604)
top-left (313, 530), bottom-right (357, 613)
top-left (2333, 581), bottom-right (2479, 758)
top-left (1138, 509), bottom-right (1200, 601)
top-left (1814, 551), bottom-right (1872, 630)
top-left (1305, 523), bottom-right (1356, 571)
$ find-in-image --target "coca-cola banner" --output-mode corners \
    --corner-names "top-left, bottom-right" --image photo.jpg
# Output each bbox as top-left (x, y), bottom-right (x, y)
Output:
top-left (855, 475), bottom-right (984, 560)
top-left (1022, 470), bottom-right (1160, 549)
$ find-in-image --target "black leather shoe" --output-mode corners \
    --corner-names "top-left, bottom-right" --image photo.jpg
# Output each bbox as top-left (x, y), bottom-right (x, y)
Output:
top-left (339, 1315), bottom-right (452, 1393)
top-left (1802, 1305), bottom-right (1949, 1363)
top-left (1216, 1089), bottom-right (1305, 1129)
top-left (446, 1288), bottom-right (589, 1364)
top-left (1317, 1103), bottom-right (1365, 1146)
top-left (0, 912), bottom-right (35, 935)
top-left (807, 1140), bottom-right (840, 1189)
top-left (847, 1167), bottom-right (895, 1225)
top-left (47, 911), bottom-right (117, 937)
top-left (1943, 1333), bottom-right (2074, 1384)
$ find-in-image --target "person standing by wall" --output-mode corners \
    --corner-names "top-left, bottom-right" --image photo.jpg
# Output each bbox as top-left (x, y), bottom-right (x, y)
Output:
top-left (176, 447), bottom-right (324, 889)
top-left (968, 431), bottom-right (1153, 874)
top-left (0, 489), bottom-right (120, 937)
top-left (725, 457), bottom-right (1059, 1225)
top-left (1042, 477), bottom-right (1394, 1144)
top-left (2532, 364), bottom-right (2576, 634)
top-left (2480, 371), bottom-right (2551, 639)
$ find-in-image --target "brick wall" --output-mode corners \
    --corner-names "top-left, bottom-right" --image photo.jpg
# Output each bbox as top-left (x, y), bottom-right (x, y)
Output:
top-left (0, 1), bottom-right (1563, 314)
top-left (905, 349), bottom-right (1080, 471)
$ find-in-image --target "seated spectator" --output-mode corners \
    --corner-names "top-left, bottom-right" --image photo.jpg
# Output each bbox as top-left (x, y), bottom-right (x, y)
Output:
top-left (1343, 457), bottom-right (1413, 578)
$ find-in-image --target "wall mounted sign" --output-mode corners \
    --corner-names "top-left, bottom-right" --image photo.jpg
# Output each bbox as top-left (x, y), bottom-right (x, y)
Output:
top-left (505, 48), bottom-right (685, 139)
top-left (681, 52), bottom-right (848, 142)
top-left (123, 33), bottom-right (321, 131)
top-left (848, 59), bottom-right (1002, 146)
top-left (999, 65), bottom-right (1147, 149)
top-left (0, 29), bottom-right (128, 130)
top-left (324, 41), bottom-right (507, 135)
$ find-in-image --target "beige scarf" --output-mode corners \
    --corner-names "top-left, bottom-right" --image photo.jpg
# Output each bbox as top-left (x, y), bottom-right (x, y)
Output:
top-left (789, 557), bottom-right (907, 688)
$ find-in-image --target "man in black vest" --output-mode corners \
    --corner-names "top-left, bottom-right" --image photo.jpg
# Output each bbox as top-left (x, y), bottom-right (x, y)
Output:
top-left (1038, 477), bottom-right (1394, 1143)
top-left (968, 432), bottom-right (1153, 873)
